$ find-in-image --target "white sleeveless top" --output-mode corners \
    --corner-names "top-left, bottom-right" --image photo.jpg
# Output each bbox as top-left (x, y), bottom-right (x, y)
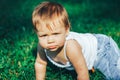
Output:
top-left (45, 32), bottom-right (98, 70)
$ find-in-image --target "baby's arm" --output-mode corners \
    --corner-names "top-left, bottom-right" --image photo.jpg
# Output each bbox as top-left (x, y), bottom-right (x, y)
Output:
top-left (66, 40), bottom-right (89, 80)
top-left (35, 44), bottom-right (47, 80)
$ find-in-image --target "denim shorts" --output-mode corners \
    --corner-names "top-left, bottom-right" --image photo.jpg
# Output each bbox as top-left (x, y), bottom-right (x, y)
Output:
top-left (94, 34), bottom-right (120, 80)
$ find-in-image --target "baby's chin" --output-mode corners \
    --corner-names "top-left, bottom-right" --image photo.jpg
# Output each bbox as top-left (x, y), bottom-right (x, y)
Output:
top-left (48, 46), bottom-right (64, 52)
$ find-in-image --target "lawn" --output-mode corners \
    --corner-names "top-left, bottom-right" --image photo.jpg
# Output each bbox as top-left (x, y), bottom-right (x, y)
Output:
top-left (0, 0), bottom-right (120, 80)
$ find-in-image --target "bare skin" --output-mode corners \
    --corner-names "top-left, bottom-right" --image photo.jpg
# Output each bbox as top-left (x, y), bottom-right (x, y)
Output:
top-left (35, 25), bottom-right (89, 80)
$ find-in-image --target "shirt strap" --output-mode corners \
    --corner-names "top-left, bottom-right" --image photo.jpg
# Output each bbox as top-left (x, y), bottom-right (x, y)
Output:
top-left (64, 41), bottom-right (69, 61)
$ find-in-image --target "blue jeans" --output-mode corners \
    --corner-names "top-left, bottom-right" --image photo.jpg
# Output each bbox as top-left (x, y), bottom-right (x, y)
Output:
top-left (94, 34), bottom-right (120, 80)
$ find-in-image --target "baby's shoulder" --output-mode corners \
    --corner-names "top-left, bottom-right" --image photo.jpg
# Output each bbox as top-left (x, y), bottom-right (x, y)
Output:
top-left (66, 39), bottom-right (82, 50)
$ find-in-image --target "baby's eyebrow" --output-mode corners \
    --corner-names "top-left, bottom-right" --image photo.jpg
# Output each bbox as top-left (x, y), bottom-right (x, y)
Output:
top-left (37, 32), bottom-right (45, 35)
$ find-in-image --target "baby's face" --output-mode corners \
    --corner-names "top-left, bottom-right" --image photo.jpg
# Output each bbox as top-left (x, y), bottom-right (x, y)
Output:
top-left (37, 25), bottom-right (69, 51)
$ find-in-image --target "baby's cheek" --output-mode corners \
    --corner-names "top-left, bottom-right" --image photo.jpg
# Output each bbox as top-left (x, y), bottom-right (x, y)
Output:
top-left (59, 40), bottom-right (65, 46)
top-left (39, 41), bottom-right (46, 48)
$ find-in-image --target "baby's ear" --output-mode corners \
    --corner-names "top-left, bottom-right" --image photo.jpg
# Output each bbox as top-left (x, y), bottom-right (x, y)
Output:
top-left (66, 27), bottom-right (70, 36)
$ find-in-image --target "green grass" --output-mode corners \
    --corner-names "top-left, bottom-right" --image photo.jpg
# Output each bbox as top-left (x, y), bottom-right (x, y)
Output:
top-left (0, 0), bottom-right (120, 80)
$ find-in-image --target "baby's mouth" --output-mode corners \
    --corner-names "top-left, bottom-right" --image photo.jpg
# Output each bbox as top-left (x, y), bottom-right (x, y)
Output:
top-left (48, 46), bottom-right (56, 49)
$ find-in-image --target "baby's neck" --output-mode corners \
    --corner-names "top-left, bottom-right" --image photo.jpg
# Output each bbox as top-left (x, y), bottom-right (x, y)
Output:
top-left (46, 46), bottom-right (64, 58)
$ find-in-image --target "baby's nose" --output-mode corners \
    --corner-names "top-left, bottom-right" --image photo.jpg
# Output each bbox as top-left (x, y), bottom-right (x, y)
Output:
top-left (47, 36), bottom-right (54, 43)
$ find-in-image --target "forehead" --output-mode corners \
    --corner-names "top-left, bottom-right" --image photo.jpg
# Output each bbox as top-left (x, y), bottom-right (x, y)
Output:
top-left (36, 22), bottom-right (66, 34)
top-left (36, 19), bottom-right (66, 32)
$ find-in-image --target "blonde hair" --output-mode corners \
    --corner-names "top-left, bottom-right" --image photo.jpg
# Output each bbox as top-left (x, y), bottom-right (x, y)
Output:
top-left (32, 1), bottom-right (70, 31)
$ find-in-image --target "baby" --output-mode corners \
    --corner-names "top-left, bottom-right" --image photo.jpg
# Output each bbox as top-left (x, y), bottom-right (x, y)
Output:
top-left (32, 1), bottom-right (120, 80)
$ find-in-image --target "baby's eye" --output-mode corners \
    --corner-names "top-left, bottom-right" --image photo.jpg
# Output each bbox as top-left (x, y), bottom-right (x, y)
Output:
top-left (53, 33), bottom-right (60, 35)
top-left (39, 34), bottom-right (47, 37)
